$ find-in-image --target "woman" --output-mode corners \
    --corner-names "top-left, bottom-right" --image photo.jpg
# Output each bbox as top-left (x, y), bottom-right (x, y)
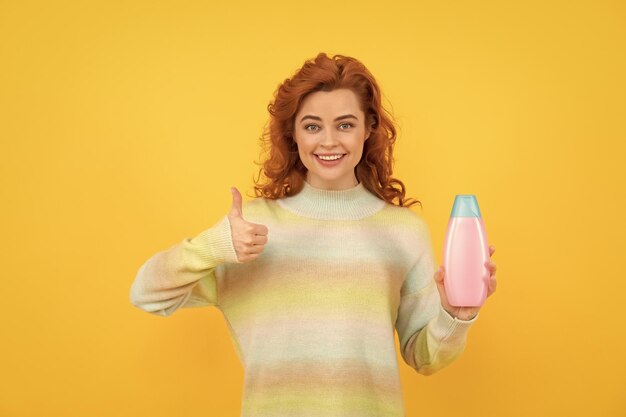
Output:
top-left (130, 52), bottom-right (498, 416)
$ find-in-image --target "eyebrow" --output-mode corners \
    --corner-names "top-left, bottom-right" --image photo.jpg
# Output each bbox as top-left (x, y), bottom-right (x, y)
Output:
top-left (299, 114), bottom-right (358, 123)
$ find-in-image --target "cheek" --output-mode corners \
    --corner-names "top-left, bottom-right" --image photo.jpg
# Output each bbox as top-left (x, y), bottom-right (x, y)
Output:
top-left (298, 143), bottom-right (312, 157)
top-left (298, 149), bottom-right (314, 169)
top-left (350, 138), bottom-right (366, 155)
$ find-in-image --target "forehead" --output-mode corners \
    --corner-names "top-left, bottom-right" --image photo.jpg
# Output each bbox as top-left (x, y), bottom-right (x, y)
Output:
top-left (297, 88), bottom-right (362, 116)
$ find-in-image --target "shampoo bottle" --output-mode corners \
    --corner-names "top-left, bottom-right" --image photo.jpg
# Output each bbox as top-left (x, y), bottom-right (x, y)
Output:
top-left (442, 195), bottom-right (490, 307)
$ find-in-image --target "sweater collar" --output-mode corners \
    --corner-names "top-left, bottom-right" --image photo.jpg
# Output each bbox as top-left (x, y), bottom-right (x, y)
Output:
top-left (276, 179), bottom-right (386, 220)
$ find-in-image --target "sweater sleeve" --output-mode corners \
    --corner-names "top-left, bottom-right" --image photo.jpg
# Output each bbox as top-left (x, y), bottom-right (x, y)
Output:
top-left (394, 219), bottom-right (479, 376)
top-left (129, 215), bottom-right (240, 317)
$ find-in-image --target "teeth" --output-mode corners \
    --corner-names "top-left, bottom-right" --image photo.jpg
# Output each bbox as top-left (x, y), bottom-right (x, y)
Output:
top-left (316, 154), bottom-right (344, 161)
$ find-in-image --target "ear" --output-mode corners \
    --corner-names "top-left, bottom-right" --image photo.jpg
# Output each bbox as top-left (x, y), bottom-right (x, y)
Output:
top-left (365, 127), bottom-right (372, 141)
top-left (290, 136), bottom-right (299, 153)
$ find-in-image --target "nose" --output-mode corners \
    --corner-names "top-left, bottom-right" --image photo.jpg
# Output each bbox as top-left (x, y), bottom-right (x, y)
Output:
top-left (320, 129), bottom-right (339, 148)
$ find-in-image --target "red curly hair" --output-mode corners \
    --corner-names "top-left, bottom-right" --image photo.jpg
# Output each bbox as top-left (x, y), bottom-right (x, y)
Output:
top-left (251, 52), bottom-right (422, 210)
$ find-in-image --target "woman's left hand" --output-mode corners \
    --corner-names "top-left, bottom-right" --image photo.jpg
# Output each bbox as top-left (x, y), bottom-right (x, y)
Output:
top-left (434, 245), bottom-right (497, 321)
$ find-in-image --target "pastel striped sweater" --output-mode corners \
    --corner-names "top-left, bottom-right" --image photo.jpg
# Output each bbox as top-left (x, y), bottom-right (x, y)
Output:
top-left (130, 180), bottom-right (478, 417)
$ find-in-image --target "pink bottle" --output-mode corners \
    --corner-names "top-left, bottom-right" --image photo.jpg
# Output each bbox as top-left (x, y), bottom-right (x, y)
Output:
top-left (442, 195), bottom-right (490, 307)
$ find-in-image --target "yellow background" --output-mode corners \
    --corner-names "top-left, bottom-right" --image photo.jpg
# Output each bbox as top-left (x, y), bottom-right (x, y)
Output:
top-left (1, 0), bottom-right (624, 416)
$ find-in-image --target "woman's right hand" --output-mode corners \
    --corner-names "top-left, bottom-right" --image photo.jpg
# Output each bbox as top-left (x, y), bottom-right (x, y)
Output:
top-left (227, 186), bottom-right (269, 263)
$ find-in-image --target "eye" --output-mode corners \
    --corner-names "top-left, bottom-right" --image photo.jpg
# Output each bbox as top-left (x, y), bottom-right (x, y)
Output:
top-left (304, 122), bottom-right (353, 132)
top-left (304, 124), bottom-right (319, 132)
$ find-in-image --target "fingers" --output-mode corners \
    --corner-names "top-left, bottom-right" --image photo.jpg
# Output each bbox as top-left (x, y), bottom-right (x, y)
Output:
top-left (234, 235), bottom-right (266, 262)
top-left (251, 234), bottom-right (268, 245)
top-left (244, 243), bottom-right (266, 254)
top-left (434, 266), bottom-right (445, 284)
top-left (230, 186), bottom-right (243, 219)
top-left (433, 266), bottom-right (451, 310)
top-left (488, 275), bottom-right (497, 296)
top-left (237, 251), bottom-right (262, 262)
top-left (485, 259), bottom-right (497, 296)
top-left (249, 223), bottom-right (269, 236)
top-left (489, 245), bottom-right (495, 256)
top-left (235, 226), bottom-right (267, 249)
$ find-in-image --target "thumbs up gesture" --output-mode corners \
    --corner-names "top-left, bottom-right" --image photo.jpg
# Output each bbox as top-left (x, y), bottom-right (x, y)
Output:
top-left (227, 186), bottom-right (269, 263)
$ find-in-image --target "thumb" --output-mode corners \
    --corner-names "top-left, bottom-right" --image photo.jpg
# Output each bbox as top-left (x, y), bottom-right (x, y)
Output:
top-left (434, 266), bottom-right (445, 285)
top-left (434, 266), bottom-right (450, 307)
top-left (229, 186), bottom-right (243, 219)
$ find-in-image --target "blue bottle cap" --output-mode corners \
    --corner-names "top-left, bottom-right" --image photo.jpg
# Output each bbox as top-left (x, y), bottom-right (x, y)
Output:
top-left (450, 195), bottom-right (482, 217)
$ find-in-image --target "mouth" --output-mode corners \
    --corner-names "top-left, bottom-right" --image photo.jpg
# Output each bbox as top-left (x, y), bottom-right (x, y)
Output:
top-left (314, 153), bottom-right (347, 162)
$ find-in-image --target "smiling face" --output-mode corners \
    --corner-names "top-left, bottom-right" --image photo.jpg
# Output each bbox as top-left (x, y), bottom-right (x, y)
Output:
top-left (293, 88), bottom-right (371, 190)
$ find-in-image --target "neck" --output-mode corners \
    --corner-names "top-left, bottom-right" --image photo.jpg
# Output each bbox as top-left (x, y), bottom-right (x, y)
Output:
top-left (276, 179), bottom-right (386, 220)
top-left (305, 173), bottom-right (360, 191)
